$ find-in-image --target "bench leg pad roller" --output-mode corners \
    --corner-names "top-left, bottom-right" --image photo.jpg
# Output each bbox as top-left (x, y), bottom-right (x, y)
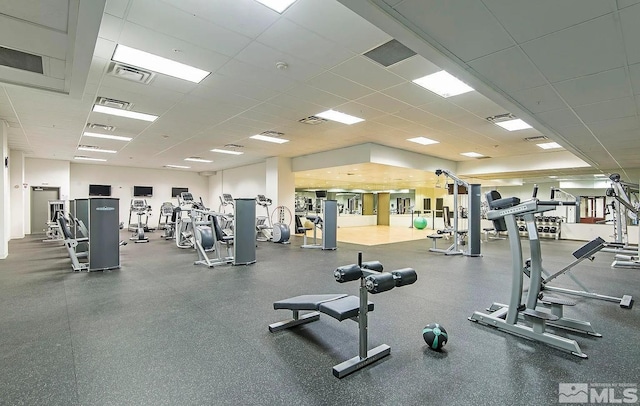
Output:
top-left (332, 344), bottom-right (391, 379)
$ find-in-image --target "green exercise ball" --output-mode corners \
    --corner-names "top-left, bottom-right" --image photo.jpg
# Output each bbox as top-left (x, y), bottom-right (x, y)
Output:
top-left (413, 217), bottom-right (427, 229)
top-left (423, 323), bottom-right (448, 350)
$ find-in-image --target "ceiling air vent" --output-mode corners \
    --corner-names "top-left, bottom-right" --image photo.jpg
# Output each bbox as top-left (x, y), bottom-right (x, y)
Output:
top-left (78, 144), bottom-right (98, 149)
top-left (261, 131), bottom-right (284, 137)
top-left (0, 46), bottom-right (43, 74)
top-left (87, 123), bottom-right (116, 131)
top-left (524, 135), bottom-right (549, 142)
top-left (299, 116), bottom-right (327, 125)
top-left (107, 62), bottom-right (155, 84)
top-left (363, 39), bottom-right (416, 67)
top-left (95, 97), bottom-right (132, 110)
top-left (224, 143), bottom-right (244, 149)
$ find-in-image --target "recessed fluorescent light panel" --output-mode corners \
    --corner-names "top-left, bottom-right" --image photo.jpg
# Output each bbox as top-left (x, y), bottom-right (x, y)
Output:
top-left (461, 152), bottom-right (483, 158)
top-left (250, 134), bottom-right (289, 144)
top-left (254, 0), bottom-right (297, 13)
top-left (412, 70), bottom-right (474, 98)
top-left (495, 119), bottom-right (532, 131)
top-left (184, 157), bottom-right (213, 163)
top-left (407, 137), bottom-right (439, 145)
top-left (536, 142), bottom-right (562, 149)
top-left (74, 156), bottom-right (106, 162)
top-left (594, 174), bottom-right (606, 177)
top-left (93, 105), bottom-right (158, 122)
top-left (112, 45), bottom-right (210, 83)
top-left (210, 149), bottom-right (244, 155)
top-left (83, 132), bottom-right (132, 142)
top-left (77, 146), bottom-right (117, 154)
top-left (315, 110), bottom-right (364, 125)
top-left (165, 164), bottom-right (190, 169)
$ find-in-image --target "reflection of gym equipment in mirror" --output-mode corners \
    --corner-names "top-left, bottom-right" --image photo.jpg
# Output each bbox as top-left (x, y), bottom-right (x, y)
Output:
top-left (428, 169), bottom-right (481, 257)
top-left (301, 200), bottom-right (337, 250)
top-left (606, 174), bottom-right (640, 268)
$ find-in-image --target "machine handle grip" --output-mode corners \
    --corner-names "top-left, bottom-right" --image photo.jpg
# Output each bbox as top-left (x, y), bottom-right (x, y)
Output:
top-left (550, 187), bottom-right (555, 200)
top-left (532, 184), bottom-right (538, 198)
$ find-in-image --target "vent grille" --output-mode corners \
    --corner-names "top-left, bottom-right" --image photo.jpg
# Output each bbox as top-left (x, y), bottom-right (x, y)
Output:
top-left (261, 131), bottom-right (284, 137)
top-left (363, 39), bottom-right (416, 67)
top-left (524, 135), bottom-right (549, 142)
top-left (224, 143), bottom-right (244, 149)
top-left (95, 97), bottom-right (132, 110)
top-left (87, 123), bottom-right (116, 131)
top-left (299, 116), bottom-right (327, 125)
top-left (78, 144), bottom-right (98, 149)
top-left (107, 62), bottom-right (155, 84)
top-left (0, 46), bottom-right (43, 74)
top-left (486, 113), bottom-right (515, 123)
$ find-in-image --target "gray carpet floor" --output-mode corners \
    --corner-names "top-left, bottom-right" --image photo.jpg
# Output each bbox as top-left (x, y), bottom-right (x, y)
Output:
top-left (1, 231), bottom-right (639, 406)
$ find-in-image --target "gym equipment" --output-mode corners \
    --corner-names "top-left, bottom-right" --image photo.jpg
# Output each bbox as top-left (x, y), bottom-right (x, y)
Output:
top-left (43, 200), bottom-right (66, 242)
top-left (62, 198), bottom-right (120, 272)
top-left (269, 252), bottom-right (417, 378)
top-left (193, 213), bottom-right (234, 268)
top-left (413, 216), bottom-right (427, 230)
top-left (469, 186), bottom-right (599, 358)
top-left (175, 192), bottom-right (198, 248)
top-left (157, 202), bottom-right (177, 240)
top-left (422, 323), bottom-right (448, 350)
top-left (256, 194), bottom-right (273, 242)
top-left (429, 169), bottom-right (481, 256)
top-left (523, 237), bottom-right (633, 308)
top-left (606, 174), bottom-right (640, 268)
top-left (271, 205), bottom-right (292, 244)
top-left (233, 198), bottom-right (257, 265)
top-left (301, 200), bottom-right (337, 250)
top-left (129, 199), bottom-right (151, 243)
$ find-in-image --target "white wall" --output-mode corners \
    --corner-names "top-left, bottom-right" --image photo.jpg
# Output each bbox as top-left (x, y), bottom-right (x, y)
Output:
top-left (0, 121), bottom-right (8, 258)
top-left (25, 158), bottom-right (70, 235)
top-left (9, 150), bottom-right (25, 239)
top-left (218, 162), bottom-right (266, 199)
top-left (70, 163), bottom-right (209, 225)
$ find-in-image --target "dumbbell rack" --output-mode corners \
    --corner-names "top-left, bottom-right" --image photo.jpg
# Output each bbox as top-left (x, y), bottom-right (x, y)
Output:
top-left (516, 215), bottom-right (561, 240)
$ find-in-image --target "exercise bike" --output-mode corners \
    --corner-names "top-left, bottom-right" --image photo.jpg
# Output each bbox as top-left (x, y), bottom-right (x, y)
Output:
top-left (129, 199), bottom-right (151, 243)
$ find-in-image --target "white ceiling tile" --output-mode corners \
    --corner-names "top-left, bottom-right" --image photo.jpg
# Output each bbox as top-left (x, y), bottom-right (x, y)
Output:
top-left (510, 85), bottom-right (567, 114)
top-left (98, 13), bottom-right (122, 42)
top-left (331, 101), bottom-right (386, 121)
top-left (127, 0), bottom-right (251, 57)
top-left (420, 101), bottom-right (474, 121)
top-left (285, 0), bottom-right (391, 54)
top-left (386, 55), bottom-right (440, 81)
top-left (306, 72), bottom-right (375, 100)
top-left (269, 94), bottom-right (326, 117)
top-left (118, 22), bottom-right (229, 73)
top-left (618, 0), bottom-right (640, 8)
top-left (256, 18), bottom-right (354, 69)
top-left (330, 56), bottom-right (405, 91)
top-left (574, 97), bottom-right (636, 124)
top-left (449, 92), bottom-right (506, 118)
top-left (93, 37), bottom-right (117, 60)
top-left (160, 0), bottom-right (279, 39)
top-left (217, 60), bottom-right (298, 93)
top-left (553, 67), bottom-right (632, 107)
top-left (233, 42), bottom-right (324, 82)
top-left (395, 107), bottom-right (442, 127)
top-left (284, 84), bottom-right (348, 108)
top-left (588, 116), bottom-right (639, 136)
top-left (482, 0), bottom-right (616, 43)
top-left (105, 0), bottom-right (129, 18)
top-left (393, 0), bottom-right (515, 62)
top-left (621, 4), bottom-right (640, 65)
top-left (535, 109), bottom-right (582, 128)
top-left (356, 92), bottom-right (412, 114)
top-left (628, 63), bottom-right (640, 95)
top-left (189, 86), bottom-right (261, 110)
top-left (521, 14), bottom-right (626, 82)
top-left (200, 74), bottom-right (279, 102)
top-left (468, 46), bottom-right (548, 92)
top-left (381, 82), bottom-right (442, 106)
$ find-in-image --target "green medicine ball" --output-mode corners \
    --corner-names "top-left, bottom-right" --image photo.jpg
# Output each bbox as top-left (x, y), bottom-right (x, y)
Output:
top-left (423, 323), bottom-right (448, 350)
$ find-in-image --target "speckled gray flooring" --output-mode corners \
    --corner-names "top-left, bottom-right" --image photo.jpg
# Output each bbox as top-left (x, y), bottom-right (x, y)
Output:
top-left (1, 232), bottom-right (639, 406)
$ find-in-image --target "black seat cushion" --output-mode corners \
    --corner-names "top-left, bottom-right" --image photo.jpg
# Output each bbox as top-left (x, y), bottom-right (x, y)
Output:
top-left (273, 294), bottom-right (347, 311)
top-left (318, 296), bottom-right (374, 321)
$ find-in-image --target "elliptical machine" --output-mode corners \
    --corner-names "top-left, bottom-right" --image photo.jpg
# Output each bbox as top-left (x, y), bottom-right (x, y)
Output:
top-left (256, 195), bottom-right (273, 242)
top-left (129, 199), bottom-right (151, 243)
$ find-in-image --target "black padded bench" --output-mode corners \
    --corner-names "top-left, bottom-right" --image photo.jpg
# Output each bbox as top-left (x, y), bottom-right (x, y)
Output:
top-left (269, 294), bottom-right (374, 332)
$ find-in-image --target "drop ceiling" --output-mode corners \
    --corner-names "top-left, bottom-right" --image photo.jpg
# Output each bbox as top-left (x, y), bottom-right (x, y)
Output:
top-left (0, 0), bottom-right (638, 190)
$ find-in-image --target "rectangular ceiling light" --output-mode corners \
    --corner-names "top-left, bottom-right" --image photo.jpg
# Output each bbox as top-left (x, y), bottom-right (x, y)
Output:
top-left (250, 134), bottom-right (289, 144)
top-left (210, 148), bottom-right (244, 155)
top-left (495, 118), bottom-right (532, 131)
top-left (184, 157), bottom-right (213, 163)
top-left (78, 146), bottom-right (117, 154)
top-left (93, 105), bottom-right (158, 122)
top-left (315, 109), bottom-right (364, 125)
top-left (407, 136), bottom-right (439, 145)
top-left (112, 44), bottom-right (210, 83)
top-left (536, 142), bottom-right (562, 149)
top-left (74, 156), bottom-right (106, 162)
top-left (254, 0), bottom-right (297, 13)
top-left (165, 164), bottom-right (190, 169)
top-left (594, 174), bottom-right (606, 177)
top-left (412, 70), bottom-right (474, 98)
top-left (461, 152), bottom-right (483, 158)
top-left (83, 132), bottom-right (132, 142)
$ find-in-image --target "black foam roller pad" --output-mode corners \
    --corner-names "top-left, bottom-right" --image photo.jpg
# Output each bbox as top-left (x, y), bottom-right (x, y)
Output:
top-left (365, 273), bottom-right (395, 294)
top-left (334, 264), bottom-right (362, 283)
top-left (361, 261), bottom-right (383, 272)
top-left (392, 268), bottom-right (417, 287)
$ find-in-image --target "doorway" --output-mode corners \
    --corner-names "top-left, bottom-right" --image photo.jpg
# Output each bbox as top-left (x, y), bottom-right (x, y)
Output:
top-left (30, 187), bottom-right (59, 234)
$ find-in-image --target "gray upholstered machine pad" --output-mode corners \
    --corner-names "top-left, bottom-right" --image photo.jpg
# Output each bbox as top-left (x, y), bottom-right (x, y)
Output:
top-left (318, 296), bottom-right (374, 321)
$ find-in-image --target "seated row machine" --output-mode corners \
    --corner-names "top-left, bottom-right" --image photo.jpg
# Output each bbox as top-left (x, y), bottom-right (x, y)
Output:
top-left (269, 253), bottom-right (417, 378)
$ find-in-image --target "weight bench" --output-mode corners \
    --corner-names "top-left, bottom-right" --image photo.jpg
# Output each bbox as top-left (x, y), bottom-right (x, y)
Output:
top-left (269, 294), bottom-right (374, 332)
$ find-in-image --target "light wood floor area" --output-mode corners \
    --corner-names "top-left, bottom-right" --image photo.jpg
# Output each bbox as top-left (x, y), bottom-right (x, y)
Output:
top-left (305, 225), bottom-right (432, 246)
